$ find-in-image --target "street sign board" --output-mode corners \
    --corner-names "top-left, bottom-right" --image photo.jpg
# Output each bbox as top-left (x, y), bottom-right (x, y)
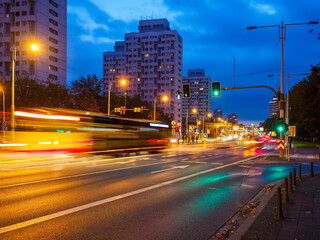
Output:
top-left (288, 126), bottom-right (296, 137)
top-left (271, 131), bottom-right (276, 136)
top-left (203, 133), bottom-right (207, 139)
top-left (278, 140), bottom-right (284, 150)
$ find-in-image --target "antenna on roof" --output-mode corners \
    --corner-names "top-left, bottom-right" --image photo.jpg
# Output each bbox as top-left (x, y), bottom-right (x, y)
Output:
top-left (151, 11), bottom-right (154, 19)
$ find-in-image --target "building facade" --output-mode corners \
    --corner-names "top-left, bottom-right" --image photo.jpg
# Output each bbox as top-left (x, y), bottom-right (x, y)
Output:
top-left (269, 96), bottom-right (278, 117)
top-left (228, 113), bottom-right (238, 124)
top-left (182, 69), bottom-right (211, 125)
top-left (213, 109), bottom-right (223, 120)
top-left (0, 0), bottom-right (67, 85)
top-left (103, 19), bottom-right (183, 124)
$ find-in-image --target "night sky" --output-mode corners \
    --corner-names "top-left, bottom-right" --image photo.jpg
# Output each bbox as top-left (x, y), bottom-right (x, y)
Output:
top-left (67, 0), bottom-right (320, 126)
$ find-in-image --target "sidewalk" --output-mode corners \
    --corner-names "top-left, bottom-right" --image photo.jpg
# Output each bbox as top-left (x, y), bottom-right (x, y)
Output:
top-left (211, 148), bottom-right (320, 240)
top-left (240, 173), bottom-right (320, 240)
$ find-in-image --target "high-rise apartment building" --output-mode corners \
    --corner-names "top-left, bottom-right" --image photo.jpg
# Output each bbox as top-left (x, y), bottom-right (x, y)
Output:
top-left (228, 113), bottom-right (238, 124)
top-left (182, 69), bottom-right (211, 125)
top-left (0, 0), bottom-right (67, 85)
top-left (103, 19), bottom-right (183, 124)
top-left (269, 96), bottom-right (278, 117)
top-left (213, 109), bottom-right (223, 120)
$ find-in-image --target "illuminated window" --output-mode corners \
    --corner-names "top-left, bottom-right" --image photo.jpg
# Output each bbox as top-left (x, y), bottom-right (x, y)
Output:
top-left (145, 54), bottom-right (149, 57)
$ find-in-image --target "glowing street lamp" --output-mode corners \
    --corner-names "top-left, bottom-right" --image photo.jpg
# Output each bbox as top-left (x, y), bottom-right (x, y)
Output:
top-left (30, 43), bottom-right (39, 51)
top-left (186, 108), bottom-right (198, 136)
top-left (120, 79), bottom-right (127, 86)
top-left (120, 79), bottom-right (128, 108)
top-left (12, 43), bottom-right (39, 131)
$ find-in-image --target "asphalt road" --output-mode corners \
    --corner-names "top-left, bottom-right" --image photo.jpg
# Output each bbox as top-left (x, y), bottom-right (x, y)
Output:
top-left (0, 142), bottom-right (307, 240)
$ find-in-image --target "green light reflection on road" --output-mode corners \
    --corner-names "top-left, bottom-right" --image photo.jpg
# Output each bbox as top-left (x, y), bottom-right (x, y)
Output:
top-left (188, 185), bottom-right (233, 214)
top-left (263, 166), bottom-right (294, 182)
top-left (189, 173), bottom-right (230, 188)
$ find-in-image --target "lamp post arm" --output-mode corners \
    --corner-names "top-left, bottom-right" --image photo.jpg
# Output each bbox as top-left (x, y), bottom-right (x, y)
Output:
top-left (222, 85), bottom-right (279, 102)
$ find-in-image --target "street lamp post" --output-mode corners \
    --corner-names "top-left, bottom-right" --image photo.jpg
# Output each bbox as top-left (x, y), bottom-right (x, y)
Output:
top-left (11, 43), bottom-right (39, 131)
top-left (0, 87), bottom-right (4, 140)
top-left (11, 47), bottom-right (16, 131)
top-left (186, 108), bottom-right (197, 137)
top-left (247, 21), bottom-right (318, 158)
top-left (268, 73), bottom-right (308, 125)
top-left (120, 79), bottom-right (127, 109)
top-left (107, 81), bottom-right (112, 116)
top-left (0, 87), bottom-right (5, 123)
top-left (154, 95), bottom-right (168, 122)
top-left (232, 57), bottom-right (236, 88)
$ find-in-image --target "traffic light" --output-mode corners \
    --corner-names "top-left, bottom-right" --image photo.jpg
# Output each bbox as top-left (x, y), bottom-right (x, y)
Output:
top-left (182, 83), bottom-right (191, 98)
top-left (276, 121), bottom-right (288, 133)
top-left (211, 81), bottom-right (221, 97)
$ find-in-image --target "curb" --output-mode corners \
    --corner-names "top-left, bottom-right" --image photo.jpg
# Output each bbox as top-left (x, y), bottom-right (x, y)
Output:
top-left (210, 181), bottom-right (281, 240)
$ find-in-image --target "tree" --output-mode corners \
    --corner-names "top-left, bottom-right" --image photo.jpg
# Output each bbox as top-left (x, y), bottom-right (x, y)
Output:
top-left (1, 76), bottom-right (69, 110)
top-left (69, 74), bottom-right (102, 112)
top-left (290, 63), bottom-right (320, 142)
top-left (262, 116), bottom-right (278, 132)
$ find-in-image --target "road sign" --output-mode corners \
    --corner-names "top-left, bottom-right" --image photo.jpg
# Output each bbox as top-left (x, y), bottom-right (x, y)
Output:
top-left (171, 120), bottom-right (176, 125)
top-left (203, 133), bottom-right (207, 139)
top-left (271, 131), bottom-right (276, 136)
top-left (120, 106), bottom-right (126, 115)
top-left (278, 140), bottom-right (284, 150)
top-left (114, 108), bottom-right (121, 113)
top-left (288, 126), bottom-right (296, 137)
top-left (134, 107), bottom-right (141, 112)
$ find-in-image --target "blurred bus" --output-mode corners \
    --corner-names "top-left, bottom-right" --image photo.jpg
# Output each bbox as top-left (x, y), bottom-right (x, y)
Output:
top-left (0, 108), bottom-right (170, 154)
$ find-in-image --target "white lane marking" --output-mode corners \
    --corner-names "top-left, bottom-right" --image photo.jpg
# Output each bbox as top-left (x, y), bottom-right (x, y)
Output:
top-left (200, 156), bottom-right (206, 158)
top-left (0, 161), bottom-right (179, 189)
top-left (211, 163), bottom-right (223, 165)
top-left (195, 161), bottom-right (207, 164)
top-left (0, 156), bottom-right (259, 234)
top-left (182, 158), bottom-right (189, 161)
top-left (151, 165), bottom-right (190, 174)
top-left (115, 160), bottom-right (136, 164)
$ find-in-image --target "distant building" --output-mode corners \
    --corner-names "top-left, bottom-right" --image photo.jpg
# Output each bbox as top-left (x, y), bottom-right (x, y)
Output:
top-left (213, 109), bottom-right (223, 120)
top-left (0, 0), bottom-right (67, 85)
top-left (228, 113), bottom-right (238, 124)
top-left (269, 96), bottom-right (278, 117)
top-left (103, 41), bottom-right (125, 94)
top-left (103, 18), bottom-right (183, 124)
top-left (182, 69), bottom-right (211, 125)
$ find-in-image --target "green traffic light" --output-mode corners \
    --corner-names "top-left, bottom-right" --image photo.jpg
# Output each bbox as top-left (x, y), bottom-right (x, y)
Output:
top-left (278, 126), bottom-right (283, 132)
top-left (214, 90), bottom-right (219, 96)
